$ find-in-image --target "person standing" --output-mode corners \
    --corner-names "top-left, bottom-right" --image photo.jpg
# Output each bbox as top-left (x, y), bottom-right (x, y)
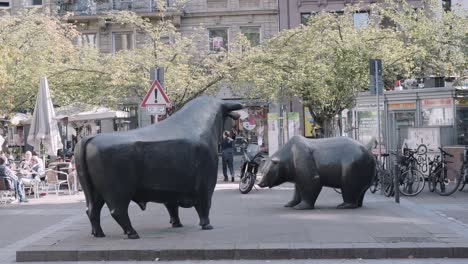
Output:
top-left (221, 131), bottom-right (235, 182)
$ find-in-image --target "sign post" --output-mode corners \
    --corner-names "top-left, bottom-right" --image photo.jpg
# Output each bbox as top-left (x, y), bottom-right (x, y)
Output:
top-left (370, 59), bottom-right (383, 194)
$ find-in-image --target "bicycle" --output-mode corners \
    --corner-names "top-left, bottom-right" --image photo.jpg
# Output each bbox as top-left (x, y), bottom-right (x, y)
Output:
top-left (370, 154), bottom-right (389, 194)
top-left (428, 147), bottom-right (460, 196)
top-left (369, 153), bottom-right (396, 197)
top-left (397, 148), bottom-right (425, 196)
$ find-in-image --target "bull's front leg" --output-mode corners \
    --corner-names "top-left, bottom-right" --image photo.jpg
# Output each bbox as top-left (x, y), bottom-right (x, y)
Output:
top-left (164, 203), bottom-right (183, 228)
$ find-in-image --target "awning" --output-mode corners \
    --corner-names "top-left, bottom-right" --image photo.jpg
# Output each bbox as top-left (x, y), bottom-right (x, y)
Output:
top-left (55, 103), bottom-right (130, 122)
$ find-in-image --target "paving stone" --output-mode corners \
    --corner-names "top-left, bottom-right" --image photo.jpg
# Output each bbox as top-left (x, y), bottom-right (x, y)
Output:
top-left (453, 247), bottom-right (468, 258)
top-left (108, 250), bottom-right (139, 261)
top-left (204, 249), bottom-right (235, 260)
top-left (77, 250), bottom-right (108, 261)
top-left (138, 250), bottom-right (160, 261)
top-left (159, 249), bottom-right (205, 261)
top-left (45, 250), bottom-right (77, 261)
top-left (235, 248), bottom-right (266, 260)
top-left (16, 251), bottom-right (46, 262)
top-left (321, 247), bottom-right (355, 259)
top-left (12, 187), bottom-right (468, 262)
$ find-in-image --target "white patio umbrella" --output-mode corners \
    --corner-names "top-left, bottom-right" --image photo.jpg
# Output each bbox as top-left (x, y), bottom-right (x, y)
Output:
top-left (27, 76), bottom-right (63, 157)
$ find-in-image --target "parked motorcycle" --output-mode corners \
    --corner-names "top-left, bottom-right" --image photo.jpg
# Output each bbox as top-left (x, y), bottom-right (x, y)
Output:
top-left (239, 141), bottom-right (266, 194)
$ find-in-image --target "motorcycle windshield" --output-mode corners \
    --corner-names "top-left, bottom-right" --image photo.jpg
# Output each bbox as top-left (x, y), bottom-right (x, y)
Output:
top-left (246, 144), bottom-right (260, 161)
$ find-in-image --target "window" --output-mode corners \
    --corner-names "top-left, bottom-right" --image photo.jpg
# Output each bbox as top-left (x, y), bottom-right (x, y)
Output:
top-left (329, 11), bottom-right (344, 16)
top-left (353, 11), bottom-right (369, 29)
top-left (239, 0), bottom-right (259, 8)
top-left (241, 27), bottom-right (260, 47)
top-left (0, 0), bottom-right (10, 8)
top-left (23, 0), bottom-right (42, 7)
top-left (208, 28), bottom-right (228, 51)
top-left (207, 0), bottom-right (227, 8)
top-left (442, 0), bottom-right (451, 12)
top-left (74, 33), bottom-right (97, 48)
top-left (420, 98), bottom-right (454, 126)
top-left (113, 32), bottom-right (134, 53)
top-left (301, 13), bottom-right (311, 25)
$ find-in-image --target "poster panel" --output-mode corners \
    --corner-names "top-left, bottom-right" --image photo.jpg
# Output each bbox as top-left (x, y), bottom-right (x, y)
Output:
top-left (304, 107), bottom-right (314, 137)
top-left (288, 112), bottom-right (300, 139)
top-left (267, 113), bottom-right (279, 156)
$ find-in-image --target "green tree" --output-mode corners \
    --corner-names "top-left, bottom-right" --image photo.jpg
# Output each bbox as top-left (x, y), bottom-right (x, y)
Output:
top-left (0, 1), bottom-right (239, 115)
top-left (0, 10), bottom-right (79, 115)
top-left (233, 0), bottom-right (467, 136)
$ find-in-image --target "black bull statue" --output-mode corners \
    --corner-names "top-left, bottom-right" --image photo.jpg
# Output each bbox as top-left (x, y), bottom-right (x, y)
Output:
top-left (75, 96), bottom-right (242, 239)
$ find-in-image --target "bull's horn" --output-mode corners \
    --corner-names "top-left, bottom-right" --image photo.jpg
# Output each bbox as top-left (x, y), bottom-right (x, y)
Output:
top-left (224, 102), bottom-right (244, 111)
top-left (227, 111), bottom-right (240, 120)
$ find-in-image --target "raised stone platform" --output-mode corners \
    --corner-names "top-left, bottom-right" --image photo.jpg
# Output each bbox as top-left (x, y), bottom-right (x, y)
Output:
top-left (16, 184), bottom-right (468, 261)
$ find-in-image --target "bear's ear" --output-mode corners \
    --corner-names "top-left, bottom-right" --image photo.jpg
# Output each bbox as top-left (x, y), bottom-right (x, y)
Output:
top-left (271, 157), bottom-right (280, 164)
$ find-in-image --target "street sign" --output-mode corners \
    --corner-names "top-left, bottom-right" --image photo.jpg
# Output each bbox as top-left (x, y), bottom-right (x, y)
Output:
top-left (147, 105), bottom-right (166, 115)
top-left (369, 59), bottom-right (383, 95)
top-left (140, 80), bottom-right (171, 108)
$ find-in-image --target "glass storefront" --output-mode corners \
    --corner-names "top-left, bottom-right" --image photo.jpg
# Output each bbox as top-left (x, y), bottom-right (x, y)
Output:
top-left (421, 98), bottom-right (454, 126)
top-left (456, 98), bottom-right (468, 145)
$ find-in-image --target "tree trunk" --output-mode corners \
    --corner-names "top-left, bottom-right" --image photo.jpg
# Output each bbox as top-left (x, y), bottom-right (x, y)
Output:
top-left (321, 117), bottom-right (334, 138)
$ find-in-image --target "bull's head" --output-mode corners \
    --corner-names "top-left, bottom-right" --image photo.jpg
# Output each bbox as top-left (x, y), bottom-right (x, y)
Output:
top-left (258, 156), bottom-right (286, 188)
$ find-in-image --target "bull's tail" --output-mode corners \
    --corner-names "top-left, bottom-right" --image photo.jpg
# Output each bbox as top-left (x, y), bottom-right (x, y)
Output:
top-left (75, 136), bottom-right (95, 206)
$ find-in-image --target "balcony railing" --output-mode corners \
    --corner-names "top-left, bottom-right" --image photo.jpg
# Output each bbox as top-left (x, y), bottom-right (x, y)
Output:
top-left (57, 0), bottom-right (171, 16)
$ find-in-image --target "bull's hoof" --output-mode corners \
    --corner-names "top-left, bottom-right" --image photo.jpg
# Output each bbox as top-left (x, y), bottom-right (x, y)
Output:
top-left (284, 200), bottom-right (300, 207)
top-left (337, 202), bottom-right (358, 209)
top-left (127, 233), bottom-right (140, 239)
top-left (92, 230), bottom-right (105, 238)
top-left (293, 201), bottom-right (314, 210)
top-left (172, 222), bottom-right (183, 228)
top-left (201, 224), bottom-right (213, 230)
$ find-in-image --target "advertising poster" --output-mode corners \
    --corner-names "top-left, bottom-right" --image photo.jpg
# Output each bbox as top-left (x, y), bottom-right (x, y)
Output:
top-left (304, 107), bottom-right (314, 137)
top-left (288, 112), bottom-right (300, 139)
top-left (267, 113), bottom-right (279, 156)
top-left (402, 127), bottom-right (441, 175)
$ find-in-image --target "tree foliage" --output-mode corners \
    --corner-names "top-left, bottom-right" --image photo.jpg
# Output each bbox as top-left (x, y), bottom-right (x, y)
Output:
top-left (232, 0), bottom-right (467, 136)
top-left (0, 2), bottom-right (237, 116)
top-left (0, 9), bottom-right (78, 115)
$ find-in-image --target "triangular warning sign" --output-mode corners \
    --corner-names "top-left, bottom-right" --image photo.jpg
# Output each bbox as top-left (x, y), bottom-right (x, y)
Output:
top-left (140, 80), bottom-right (171, 107)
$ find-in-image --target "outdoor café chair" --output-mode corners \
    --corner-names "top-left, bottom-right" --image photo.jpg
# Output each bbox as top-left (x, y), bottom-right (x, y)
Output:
top-left (44, 169), bottom-right (71, 195)
top-left (0, 177), bottom-right (15, 206)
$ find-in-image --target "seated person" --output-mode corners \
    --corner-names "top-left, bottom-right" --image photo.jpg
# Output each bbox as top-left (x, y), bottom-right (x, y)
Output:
top-left (0, 156), bottom-right (27, 203)
top-left (19, 151), bottom-right (33, 171)
top-left (20, 156), bottom-right (43, 188)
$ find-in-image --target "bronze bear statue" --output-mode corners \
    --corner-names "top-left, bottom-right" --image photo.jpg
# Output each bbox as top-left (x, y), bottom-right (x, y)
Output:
top-left (258, 136), bottom-right (376, 209)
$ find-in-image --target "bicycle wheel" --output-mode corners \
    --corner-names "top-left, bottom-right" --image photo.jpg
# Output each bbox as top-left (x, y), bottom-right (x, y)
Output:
top-left (382, 171), bottom-right (394, 197)
top-left (460, 180), bottom-right (466, 191)
top-left (459, 167), bottom-right (467, 191)
top-left (428, 173), bottom-right (436, 192)
top-left (433, 167), bottom-right (460, 196)
top-left (369, 179), bottom-right (380, 193)
top-left (399, 169), bottom-right (425, 196)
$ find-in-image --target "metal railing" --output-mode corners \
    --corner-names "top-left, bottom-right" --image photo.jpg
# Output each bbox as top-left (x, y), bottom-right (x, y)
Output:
top-left (57, 0), bottom-right (170, 16)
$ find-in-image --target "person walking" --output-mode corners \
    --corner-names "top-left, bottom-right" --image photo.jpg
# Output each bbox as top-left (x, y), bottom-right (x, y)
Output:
top-left (221, 131), bottom-right (235, 182)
